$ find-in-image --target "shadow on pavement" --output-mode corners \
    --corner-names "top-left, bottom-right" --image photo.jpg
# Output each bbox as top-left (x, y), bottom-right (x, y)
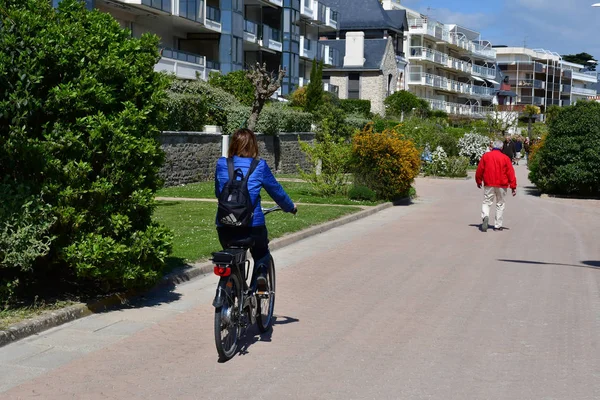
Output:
top-left (498, 259), bottom-right (600, 270)
top-left (235, 315), bottom-right (300, 359)
top-left (468, 224), bottom-right (510, 231)
top-left (91, 281), bottom-right (183, 314)
top-left (523, 186), bottom-right (541, 197)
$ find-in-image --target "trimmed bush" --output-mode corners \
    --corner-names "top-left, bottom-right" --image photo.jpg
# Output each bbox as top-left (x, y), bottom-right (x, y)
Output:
top-left (164, 92), bottom-right (207, 131)
top-left (529, 101), bottom-right (600, 196)
top-left (207, 70), bottom-right (254, 106)
top-left (340, 99), bottom-right (372, 118)
top-left (290, 86), bottom-right (307, 108)
top-left (169, 78), bottom-right (241, 128)
top-left (0, 0), bottom-right (173, 301)
top-left (348, 185), bottom-right (377, 201)
top-left (345, 116), bottom-right (371, 132)
top-left (384, 90), bottom-right (429, 118)
top-left (352, 124), bottom-right (420, 200)
top-left (446, 156), bottom-right (469, 177)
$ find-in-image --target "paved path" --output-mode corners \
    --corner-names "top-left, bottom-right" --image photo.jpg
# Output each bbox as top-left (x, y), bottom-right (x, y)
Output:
top-left (2, 166), bottom-right (600, 399)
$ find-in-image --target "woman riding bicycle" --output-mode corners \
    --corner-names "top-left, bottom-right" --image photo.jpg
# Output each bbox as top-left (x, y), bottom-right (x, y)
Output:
top-left (214, 128), bottom-right (296, 289)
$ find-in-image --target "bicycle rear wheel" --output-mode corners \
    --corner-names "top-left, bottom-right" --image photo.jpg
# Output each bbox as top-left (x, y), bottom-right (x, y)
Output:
top-left (214, 272), bottom-right (242, 361)
top-left (257, 256), bottom-right (276, 333)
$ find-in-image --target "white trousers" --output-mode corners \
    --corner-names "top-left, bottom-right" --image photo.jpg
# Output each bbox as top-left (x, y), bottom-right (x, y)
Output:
top-left (482, 186), bottom-right (507, 228)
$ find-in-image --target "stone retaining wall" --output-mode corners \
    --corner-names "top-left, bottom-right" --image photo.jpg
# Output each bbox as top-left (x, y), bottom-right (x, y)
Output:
top-left (159, 131), bottom-right (315, 187)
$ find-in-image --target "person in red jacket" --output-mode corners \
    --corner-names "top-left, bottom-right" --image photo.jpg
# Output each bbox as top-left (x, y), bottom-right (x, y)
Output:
top-left (475, 139), bottom-right (517, 232)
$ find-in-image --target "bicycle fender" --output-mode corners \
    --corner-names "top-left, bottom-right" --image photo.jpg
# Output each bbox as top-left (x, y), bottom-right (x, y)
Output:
top-left (212, 281), bottom-right (226, 308)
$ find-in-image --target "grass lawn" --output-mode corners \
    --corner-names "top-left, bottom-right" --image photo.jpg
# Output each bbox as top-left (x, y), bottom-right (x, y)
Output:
top-left (153, 200), bottom-right (362, 263)
top-left (0, 300), bottom-right (76, 331)
top-left (157, 181), bottom-right (384, 206)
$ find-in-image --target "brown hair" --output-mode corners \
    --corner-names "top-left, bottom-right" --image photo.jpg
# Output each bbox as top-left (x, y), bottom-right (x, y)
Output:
top-left (228, 128), bottom-right (259, 158)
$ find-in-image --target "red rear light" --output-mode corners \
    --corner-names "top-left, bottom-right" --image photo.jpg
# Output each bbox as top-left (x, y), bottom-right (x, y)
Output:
top-left (214, 265), bottom-right (231, 277)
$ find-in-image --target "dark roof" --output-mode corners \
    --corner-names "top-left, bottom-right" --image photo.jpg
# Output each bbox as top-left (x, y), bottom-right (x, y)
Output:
top-left (321, 38), bottom-right (390, 71)
top-left (385, 10), bottom-right (409, 31)
top-left (320, 0), bottom-right (403, 32)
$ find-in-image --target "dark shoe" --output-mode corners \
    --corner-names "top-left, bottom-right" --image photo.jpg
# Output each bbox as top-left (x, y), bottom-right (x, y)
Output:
top-left (481, 216), bottom-right (489, 232)
top-left (256, 272), bottom-right (268, 292)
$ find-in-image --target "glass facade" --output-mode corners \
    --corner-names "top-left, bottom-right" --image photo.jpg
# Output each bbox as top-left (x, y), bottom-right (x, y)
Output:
top-left (281, 0), bottom-right (300, 94)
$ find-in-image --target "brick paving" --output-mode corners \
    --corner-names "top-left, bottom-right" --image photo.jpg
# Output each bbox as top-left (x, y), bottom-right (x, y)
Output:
top-left (1, 165), bottom-right (600, 399)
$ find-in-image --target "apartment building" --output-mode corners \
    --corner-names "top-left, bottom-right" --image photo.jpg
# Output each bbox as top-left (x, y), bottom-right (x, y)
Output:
top-left (382, 0), bottom-right (498, 118)
top-left (60, 0), bottom-right (341, 95)
top-left (495, 47), bottom-right (599, 110)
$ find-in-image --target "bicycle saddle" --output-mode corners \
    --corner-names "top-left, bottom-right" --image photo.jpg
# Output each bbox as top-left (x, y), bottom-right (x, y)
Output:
top-left (227, 237), bottom-right (255, 248)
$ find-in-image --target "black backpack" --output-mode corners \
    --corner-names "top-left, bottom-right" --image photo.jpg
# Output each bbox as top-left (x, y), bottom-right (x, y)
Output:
top-left (217, 158), bottom-right (260, 227)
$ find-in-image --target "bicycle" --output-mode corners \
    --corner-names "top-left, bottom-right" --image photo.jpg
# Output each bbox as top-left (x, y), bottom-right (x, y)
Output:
top-left (211, 205), bottom-right (293, 361)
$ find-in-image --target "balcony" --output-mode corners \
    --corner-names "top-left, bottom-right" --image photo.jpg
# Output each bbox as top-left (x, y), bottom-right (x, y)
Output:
top-left (571, 87), bottom-right (597, 96)
top-left (519, 96), bottom-right (545, 106)
top-left (572, 71), bottom-right (598, 83)
top-left (314, 1), bottom-right (327, 24)
top-left (471, 85), bottom-right (496, 97)
top-left (300, 36), bottom-right (316, 59)
top-left (409, 47), bottom-right (448, 66)
top-left (243, 20), bottom-right (258, 44)
top-left (511, 79), bottom-right (545, 89)
top-left (471, 42), bottom-right (496, 59)
top-left (140, 0), bottom-right (172, 13)
top-left (472, 64), bottom-right (496, 79)
top-left (408, 72), bottom-right (495, 98)
top-left (325, 8), bottom-right (338, 30)
top-left (266, 0), bottom-right (283, 6)
top-left (156, 48), bottom-right (207, 80)
top-left (323, 82), bottom-right (339, 96)
top-left (424, 98), bottom-right (493, 118)
top-left (205, 5), bottom-right (221, 31)
top-left (178, 0), bottom-right (203, 22)
top-left (300, 0), bottom-right (314, 19)
top-left (261, 24), bottom-right (282, 52)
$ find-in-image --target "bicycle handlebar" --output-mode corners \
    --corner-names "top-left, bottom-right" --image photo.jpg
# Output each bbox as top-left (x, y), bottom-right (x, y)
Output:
top-left (262, 206), bottom-right (297, 215)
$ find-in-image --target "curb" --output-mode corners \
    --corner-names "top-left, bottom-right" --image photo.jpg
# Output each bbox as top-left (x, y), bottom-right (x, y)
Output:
top-left (0, 201), bottom-right (398, 348)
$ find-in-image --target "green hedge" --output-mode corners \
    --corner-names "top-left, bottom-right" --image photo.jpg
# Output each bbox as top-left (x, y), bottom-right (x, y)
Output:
top-left (529, 101), bottom-right (600, 196)
top-left (339, 99), bottom-right (372, 118)
top-left (0, 0), bottom-right (173, 302)
top-left (164, 92), bottom-right (207, 131)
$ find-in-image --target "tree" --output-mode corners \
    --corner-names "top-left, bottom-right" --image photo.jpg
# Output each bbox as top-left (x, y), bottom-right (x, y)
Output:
top-left (523, 105), bottom-right (541, 139)
top-left (562, 52), bottom-right (597, 71)
top-left (208, 70), bottom-right (255, 106)
top-left (305, 59), bottom-right (324, 113)
top-left (384, 90), bottom-right (430, 118)
top-left (0, 0), bottom-right (172, 301)
top-left (246, 62), bottom-right (285, 131)
top-left (487, 106), bottom-right (518, 136)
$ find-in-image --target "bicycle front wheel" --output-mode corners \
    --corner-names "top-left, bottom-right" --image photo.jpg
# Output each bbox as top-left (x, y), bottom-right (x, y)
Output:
top-left (257, 256), bottom-right (276, 333)
top-left (214, 272), bottom-right (242, 361)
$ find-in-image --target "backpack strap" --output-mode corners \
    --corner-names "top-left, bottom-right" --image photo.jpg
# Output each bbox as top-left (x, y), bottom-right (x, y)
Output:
top-left (226, 157), bottom-right (235, 180)
top-left (242, 159), bottom-right (260, 185)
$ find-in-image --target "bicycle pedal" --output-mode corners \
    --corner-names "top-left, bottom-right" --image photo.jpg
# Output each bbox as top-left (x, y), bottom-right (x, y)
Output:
top-left (256, 291), bottom-right (270, 296)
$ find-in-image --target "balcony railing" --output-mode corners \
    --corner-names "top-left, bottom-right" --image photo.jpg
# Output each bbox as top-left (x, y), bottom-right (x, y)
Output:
top-left (142, 0), bottom-right (171, 12)
top-left (206, 5), bottom-right (220, 22)
top-left (409, 46), bottom-right (496, 78)
top-left (512, 79), bottom-right (545, 89)
top-left (157, 48), bottom-right (206, 80)
top-left (424, 98), bottom-right (494, 117)
top-left (300, 0), bottom-right (313, 18)
top-left (408, 72), bottom-right (495, 97)
top-left (261, 24), bottom-right (283, 51)
top-left (315, 1), bottom-right (327, 24)
top-left (300, 36), bottom-right (316, 59)
top-left (179, 0), bottom-right (203, 22)
top-left (571, 87), bottom-right (597, 96)
top-left (572, 71), bottom-right (599, 83)
top-left (244, 19), bottom-right (258, 35)
top-left (206, 59), bottom-right (220, 70)
top-left (326, 8), bottom-right (338, 29)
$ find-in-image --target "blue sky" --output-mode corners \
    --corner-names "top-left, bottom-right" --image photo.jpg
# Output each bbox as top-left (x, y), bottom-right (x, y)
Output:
top-left (402, 0), bottom-right (600, 63)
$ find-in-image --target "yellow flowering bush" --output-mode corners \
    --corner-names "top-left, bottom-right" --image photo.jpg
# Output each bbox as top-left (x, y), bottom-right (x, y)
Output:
top-left (352, 124), bottom-right (421, 200)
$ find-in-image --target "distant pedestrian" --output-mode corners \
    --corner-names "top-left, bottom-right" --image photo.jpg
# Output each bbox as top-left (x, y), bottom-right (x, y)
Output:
top-left (475, 140), bottom-right (517, 232)
top-left (502, 136), bottom-right (516, 164)
top-left (523, 137), bottom-right (531, 163)
top-left (514, 139), bottom-right (523, 165)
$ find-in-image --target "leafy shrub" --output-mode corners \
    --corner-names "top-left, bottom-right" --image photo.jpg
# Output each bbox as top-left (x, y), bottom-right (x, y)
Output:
top-left (305, 59), bottom-right (324, 112)
top-left (208, 70), bottom-right (254, 106)
top-left (458, 132), bottom-right (490, 165)
top-left (164, 92), bottom-right (207, 131)
top-left (425, 146), bottom-right (448, 176)
top-left (445, 156), bottom-right (469, 177)
top-left (225, 105), bottom-right (252, 134)
top-left (348, 185), bottom-right (377, 201)
top-left (372, 118), bottom-right (402, 133)
top-left (529, 101), bottom-right (600, 196)
top-left (384, 90), bottom-right (429, 118)
top-left (345, 116), bottom-right (371, 132)
top-left (340, 99), bottom-right (372, 118)
top-left (314, 104), bottom-right (353, 139)
top-left (352, 124), bottom-right (421, 200)
top-left (0, 0), bottom-right (173, 299)
top-left (290, 86), bottom-right (307, 108)
top-left (298, 132), bottom-right (352, 196)
top-left (429, 110), bottom-right (449, 119)
top-left (253, 104), bottom-right (313, 135)
top-left (169, 78), bottom-right (241, 127)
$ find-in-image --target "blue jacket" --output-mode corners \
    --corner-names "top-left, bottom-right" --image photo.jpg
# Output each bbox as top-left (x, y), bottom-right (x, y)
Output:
top-left (215, 156), bottom-right (295, 227)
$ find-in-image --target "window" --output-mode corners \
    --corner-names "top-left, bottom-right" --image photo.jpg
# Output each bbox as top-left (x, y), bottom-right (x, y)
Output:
top-left (348, 73), bottom-right (360, 99)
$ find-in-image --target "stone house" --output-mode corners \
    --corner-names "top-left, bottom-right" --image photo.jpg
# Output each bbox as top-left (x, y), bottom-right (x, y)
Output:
top-left (322, 33), bottom-right (400, 116)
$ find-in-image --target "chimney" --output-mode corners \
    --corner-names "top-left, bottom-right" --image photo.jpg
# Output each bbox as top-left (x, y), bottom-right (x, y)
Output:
top-left (344, 32), bottom-right (365, 68)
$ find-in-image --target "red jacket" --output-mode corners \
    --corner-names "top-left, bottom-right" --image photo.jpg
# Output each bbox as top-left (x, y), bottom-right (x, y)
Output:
top-left (475, 149), bottom-right (517, 189)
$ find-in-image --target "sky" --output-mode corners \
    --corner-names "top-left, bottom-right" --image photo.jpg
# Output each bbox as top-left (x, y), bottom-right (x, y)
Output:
top-left (401, 0), bottom-right (600, 63)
